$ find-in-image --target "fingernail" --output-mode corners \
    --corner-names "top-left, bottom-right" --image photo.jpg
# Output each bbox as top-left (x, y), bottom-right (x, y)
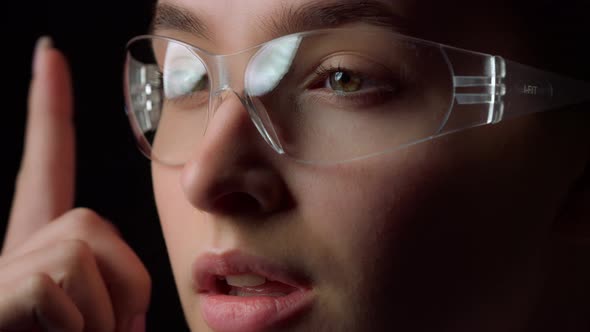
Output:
top-left (130, 314), bottom-right (146, 332)
top-left (33, 36), bottom-right (53, 75)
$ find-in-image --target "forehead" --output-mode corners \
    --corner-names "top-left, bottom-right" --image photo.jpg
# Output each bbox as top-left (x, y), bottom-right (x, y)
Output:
top-left (154, 0), bottom-right (414, 50)
top-left (157, 0), bottom-right (409, 29)
top-left (154, 0), bottom-right (522, 57)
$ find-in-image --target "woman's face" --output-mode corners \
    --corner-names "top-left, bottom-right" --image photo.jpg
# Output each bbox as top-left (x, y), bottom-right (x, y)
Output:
top-left (150, 0), bottom-right (589, 331)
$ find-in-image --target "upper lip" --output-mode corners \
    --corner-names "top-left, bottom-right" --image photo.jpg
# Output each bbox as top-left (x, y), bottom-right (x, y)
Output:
top-left (193, 250), bottom-right (312, 294)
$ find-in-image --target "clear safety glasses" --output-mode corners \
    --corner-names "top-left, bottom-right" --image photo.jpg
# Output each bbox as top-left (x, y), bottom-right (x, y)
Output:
top-left (124, 27), bottom-right (590, 165)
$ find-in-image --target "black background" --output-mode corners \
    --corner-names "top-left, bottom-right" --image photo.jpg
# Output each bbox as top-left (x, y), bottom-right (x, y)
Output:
top-left (0, 1), bottom-right (189, 330)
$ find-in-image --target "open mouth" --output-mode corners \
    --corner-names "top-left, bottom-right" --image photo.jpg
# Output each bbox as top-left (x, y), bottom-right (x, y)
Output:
top-left (194, 251), bottom-right (314, 332)
top-left (215, 274), bottom-right (299, 297)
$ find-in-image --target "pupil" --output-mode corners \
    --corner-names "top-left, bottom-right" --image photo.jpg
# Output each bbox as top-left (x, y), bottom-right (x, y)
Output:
top-left (335, 71), bottom-right (350, 84)
top-left (331, 71), bottom-right (361, 92)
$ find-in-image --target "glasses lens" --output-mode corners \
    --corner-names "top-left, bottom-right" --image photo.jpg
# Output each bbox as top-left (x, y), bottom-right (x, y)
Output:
top-left (125, 37), bottom-right (210, 165)
top-left (245, 29), bottom-right (455, 162)
top-left (125, 29), bottom-right (457, 165)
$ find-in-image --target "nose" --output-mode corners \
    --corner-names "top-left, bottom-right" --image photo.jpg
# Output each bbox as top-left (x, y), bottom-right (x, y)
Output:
top-left (180, 91), bottom-right (288, 216)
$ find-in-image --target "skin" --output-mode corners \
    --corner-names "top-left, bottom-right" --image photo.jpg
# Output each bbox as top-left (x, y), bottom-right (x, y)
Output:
top-left (0, 39), bottom-right (150, 332)
top-left (1, 0), bottom-right (589, 331)
top-left (153, 1), bottom-right (590, 331)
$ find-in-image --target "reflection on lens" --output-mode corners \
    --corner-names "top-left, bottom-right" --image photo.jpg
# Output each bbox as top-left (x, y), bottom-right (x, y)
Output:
top-left (246, 35), bottom-right (302, 97)
top-left (126, 37), bottom-right (210, 165)
top-left (125, 29), bottom-right (456, 164)
top-left (250, 29), bottom-right (454, 162)
top-left (163, 42), bottom-right (209, 100)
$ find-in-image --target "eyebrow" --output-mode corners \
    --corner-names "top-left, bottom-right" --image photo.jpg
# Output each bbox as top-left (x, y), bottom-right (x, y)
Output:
top-left (151, 3), bottom-right (210, 38)
top-left (151, 0), bottom-right (407, 39)
top-left (264, 0), bottom-right (408, 37)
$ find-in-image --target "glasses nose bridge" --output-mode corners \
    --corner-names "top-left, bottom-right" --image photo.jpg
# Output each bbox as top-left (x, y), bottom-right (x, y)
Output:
top-left (207, 53), bottom-right (250, 119)
top-left (208, 52), bottom-right (253, 121)
top-left (206, 52), bottom-right (285, 156)
top-left (209, 52), bottom-right (252, 96)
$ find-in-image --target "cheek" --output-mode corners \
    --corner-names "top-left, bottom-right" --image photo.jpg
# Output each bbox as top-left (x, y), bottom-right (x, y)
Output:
top-left (288, 119), bottom-right (567, 327)
top-left (293, 117), bottom-right (563, 265)
top-left (152, 163), bottom-right (208, 327)
top-left (292, 140), bottom-right (449, 244)
top-left (152, 164), bottom-right (196, 259)
top-left (287, 147), bottom-right (440, 316)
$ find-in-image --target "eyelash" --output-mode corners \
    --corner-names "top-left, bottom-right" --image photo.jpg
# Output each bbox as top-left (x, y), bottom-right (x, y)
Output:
top-left (307, 64), bottom-right (400, 108)
top-left (161, 64), bottom-right (400, 110)
top-left (162, 71), bottom-right (210, 107)
top-left (312, 64), bottom-right (354, 89)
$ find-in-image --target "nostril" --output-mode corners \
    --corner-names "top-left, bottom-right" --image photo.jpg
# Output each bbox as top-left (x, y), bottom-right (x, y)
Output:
top-left (212, 192), bottom-right (263, 216)
top-left (181, 156), bottom-right (289, 216)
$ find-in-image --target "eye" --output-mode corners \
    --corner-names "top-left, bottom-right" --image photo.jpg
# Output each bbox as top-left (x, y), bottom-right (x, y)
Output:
top-left (328, 70), bottom-right (362, 93)
top-left (303, 61), bottom-right (403, 109)
top-left (163, 67), bottom-right (209, 99)
top-left (310, 64), bottom-right (387, 96)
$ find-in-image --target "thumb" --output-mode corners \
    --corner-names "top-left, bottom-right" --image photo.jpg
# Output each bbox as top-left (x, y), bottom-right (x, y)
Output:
top-left (3, 37), bottom-right (76, 253)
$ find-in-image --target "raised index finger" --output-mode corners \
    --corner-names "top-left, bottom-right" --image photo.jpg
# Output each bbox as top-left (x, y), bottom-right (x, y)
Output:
top-left (3, 37), bottom-right (75, 253)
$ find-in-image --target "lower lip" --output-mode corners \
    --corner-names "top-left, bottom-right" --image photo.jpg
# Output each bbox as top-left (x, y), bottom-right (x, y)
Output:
top-left (200, 289), bottom-right (313, 332)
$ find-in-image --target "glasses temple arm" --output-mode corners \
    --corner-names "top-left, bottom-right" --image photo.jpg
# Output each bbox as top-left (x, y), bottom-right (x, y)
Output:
top-left (454, 56), bottom-right (590, 125)
top-left (499, 58), bottom-right (590, 121)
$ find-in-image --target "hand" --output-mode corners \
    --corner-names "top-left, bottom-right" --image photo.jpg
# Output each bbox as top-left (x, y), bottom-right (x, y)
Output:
top-left (0, 37), bottom-right (151, 332)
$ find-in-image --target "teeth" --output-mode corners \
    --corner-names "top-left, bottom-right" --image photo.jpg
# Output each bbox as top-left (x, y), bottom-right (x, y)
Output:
top-left (229, 288), bottom-right (285, 297)
top-left (226, 274), bottom-right (266, 287)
